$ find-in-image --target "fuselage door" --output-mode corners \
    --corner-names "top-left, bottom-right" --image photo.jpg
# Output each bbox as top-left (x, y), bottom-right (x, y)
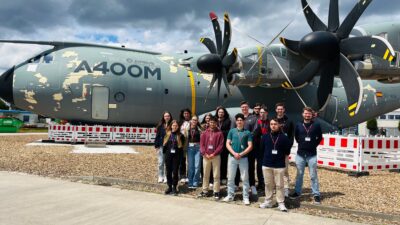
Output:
top-left (92, 86), bottom-right (109, 120)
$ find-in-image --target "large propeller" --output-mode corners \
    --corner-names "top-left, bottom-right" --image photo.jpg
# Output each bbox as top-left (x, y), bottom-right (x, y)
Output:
top-left (197, 12), bottom-right (238, 104)
top-left (280, 0), bottom-right (396, 116)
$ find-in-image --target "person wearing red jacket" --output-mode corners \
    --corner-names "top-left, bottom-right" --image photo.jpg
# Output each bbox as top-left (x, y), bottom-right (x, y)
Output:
top-left (198, 116), bottom-right (225, 200)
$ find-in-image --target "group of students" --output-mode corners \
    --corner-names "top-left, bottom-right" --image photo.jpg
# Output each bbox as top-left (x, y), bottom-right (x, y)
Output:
top-left (154, 101), bottom-right (322, 212)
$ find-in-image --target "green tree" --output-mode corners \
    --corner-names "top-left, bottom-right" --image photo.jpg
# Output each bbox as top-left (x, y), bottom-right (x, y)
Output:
top-left (367, 118), bottom-right (378, 135)
top-left (398, 120), bottom-right (400, 132)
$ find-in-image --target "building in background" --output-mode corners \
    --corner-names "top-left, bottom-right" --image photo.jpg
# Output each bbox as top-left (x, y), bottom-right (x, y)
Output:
top-left (0, 110), bottom-right (45, 127)
top-left (358, 108), bottom-right (400, 137)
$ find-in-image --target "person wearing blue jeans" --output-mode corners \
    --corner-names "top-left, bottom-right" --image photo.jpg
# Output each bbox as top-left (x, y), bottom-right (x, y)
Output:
top-left (289, 107), bottom-right (323, 204)
top-left (223, 113), bottom-right (253, 205)
top-left (186, 115), bottom-right (202, 188)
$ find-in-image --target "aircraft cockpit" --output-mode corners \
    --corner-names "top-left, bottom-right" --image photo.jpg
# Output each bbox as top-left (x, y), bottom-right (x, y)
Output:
top-left (27, 52), bottom-right (54, 64)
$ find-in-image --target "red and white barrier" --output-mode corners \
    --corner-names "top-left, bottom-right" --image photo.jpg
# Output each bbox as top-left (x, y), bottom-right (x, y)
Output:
top-left (289, 134), bottom-right (400, 172)
top-left (48, 124), bottom-right (157, 144)
top-left (112, 127), bottom-right (149, 143)
top-left (48, 124), bottom-right (75, 142)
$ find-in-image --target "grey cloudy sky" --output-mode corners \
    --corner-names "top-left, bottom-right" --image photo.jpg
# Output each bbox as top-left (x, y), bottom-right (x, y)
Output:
top-left (0, 0), bottom-right (399, 71)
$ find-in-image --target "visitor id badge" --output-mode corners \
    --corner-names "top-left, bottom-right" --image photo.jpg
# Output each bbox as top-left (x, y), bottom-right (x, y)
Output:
top-left (189, 143), bottom-right (195, 147)
top-left (171, 148), bottom-right (176, 153)
top-left (305, 137), bottom-right (311, 142)
top-left (272, 149), bottom-right (278, 155)
top-left (208, 145), bottom-right (214, 150)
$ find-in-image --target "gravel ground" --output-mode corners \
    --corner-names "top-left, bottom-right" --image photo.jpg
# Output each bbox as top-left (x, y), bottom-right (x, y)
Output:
top-left (1, 135), bottom-right (399, 224)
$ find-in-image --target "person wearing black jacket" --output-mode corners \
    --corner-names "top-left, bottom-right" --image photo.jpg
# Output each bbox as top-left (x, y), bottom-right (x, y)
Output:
top-left (154, 111), bottom-right (172, 183)
top-left (289, 107), bottom-right (323, 204)
top-left (215, 106), bottom-right (231, 184)
top-left (163, 120), bottom-right (185, 195)
top-left (259, 118), bottom-right (291, 212)
top-left (275, 102), bottom-right (294, 197)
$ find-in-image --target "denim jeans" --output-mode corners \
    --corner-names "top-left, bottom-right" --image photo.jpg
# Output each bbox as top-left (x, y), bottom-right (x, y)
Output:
top-left (157, 147), bottom-right (165, 178)
top-left (187, 144), bottom-right (202, 187)
top-left (295, 154), bottom-right (320, 196)
top-left (227, 155), bottom-right (249, 199)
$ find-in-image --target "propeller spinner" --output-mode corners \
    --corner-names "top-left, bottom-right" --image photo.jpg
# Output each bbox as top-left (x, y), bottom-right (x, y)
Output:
top-left (279, 0), bottom-right (396, 116)
top-left (197, 12), bottom-right (238, 104)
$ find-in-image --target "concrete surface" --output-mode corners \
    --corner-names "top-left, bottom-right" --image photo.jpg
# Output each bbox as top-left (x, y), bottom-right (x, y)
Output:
top-left (0, 171), bottom-right (365, 225)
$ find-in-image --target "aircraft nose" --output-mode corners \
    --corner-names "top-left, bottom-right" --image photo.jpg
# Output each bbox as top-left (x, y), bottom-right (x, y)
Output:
top-left (0, 67), bottom-right (14, 104)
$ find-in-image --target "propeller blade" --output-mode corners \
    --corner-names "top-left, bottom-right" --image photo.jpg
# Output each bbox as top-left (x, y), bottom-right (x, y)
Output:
top-left (317, 61), bottom-right (337, 110)
top-left (220, 12), bottom-right (232, 58)
top-left (340, 35), bottom-right (396, 62)
top-left (301, 0), bottom-right (327, 31)
top-left (200, 37), bottom-right (217, 54)
top-left (328, 0), bottom-right (339, 32)
top-left (216, 72), bottom-right (222, 105)
top-left (221, 68), bottom-right (232, 96)
top-left (204, 73), bottom-right (218, 103)
top-left (222, 48), bottom-right (238, 67)
top-left (209, 12), bottom-right (222, 55)
top-left (337, 0), bottom-right (372, 39)
top-left (338, 53), bottom-right (364, 117)
top-left (279, 37), bottom-right (300, 55)
top-left (282, 60), bottom-right (320, 88)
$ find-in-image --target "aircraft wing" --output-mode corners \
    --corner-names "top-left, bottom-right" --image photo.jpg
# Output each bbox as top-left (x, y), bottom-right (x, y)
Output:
top-left (0, 40), bottom-right (161, 55)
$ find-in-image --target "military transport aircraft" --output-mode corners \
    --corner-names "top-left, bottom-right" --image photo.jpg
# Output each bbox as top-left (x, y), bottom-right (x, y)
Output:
top-left (0, 0), bottom-right (399, 132)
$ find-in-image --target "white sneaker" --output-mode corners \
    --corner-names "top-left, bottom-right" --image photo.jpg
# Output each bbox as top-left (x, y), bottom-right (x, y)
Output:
top-left (243, 198), bottom-right (250, 205)
top-left (278, 203), bottom-right (288, 212)
top-left (223, 195), bottom-right (234, 202)
top-left (284, 188), bottom-right (289, 197)
top-left (251, 186), bottom-right (258, 195)
top-left (180, 178), bottom-right (186, 184)
top-left (158, 177), bottom-right (163, 183)
top-left (185, 178), bottom-right (189, 183)
top-left (259, 201), bottom-right (273, 208)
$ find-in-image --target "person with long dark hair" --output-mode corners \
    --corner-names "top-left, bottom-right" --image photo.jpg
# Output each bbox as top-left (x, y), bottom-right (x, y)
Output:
top-left (201, 113), bottom-right (212, 131)
top-left (154, 111), bottom-right (172, 183)
top-left (214, 106), bottom-right (231, 184)
top-left (178, 108), bottom-right (192, 184)
top-left (163, 120), bottom-right (185, 195)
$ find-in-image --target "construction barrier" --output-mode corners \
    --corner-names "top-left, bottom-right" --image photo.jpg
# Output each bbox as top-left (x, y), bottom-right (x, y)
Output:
top-left (289, 134), bottom-right (400, 172)
top-left (48, 124), bottom-right (156, 144)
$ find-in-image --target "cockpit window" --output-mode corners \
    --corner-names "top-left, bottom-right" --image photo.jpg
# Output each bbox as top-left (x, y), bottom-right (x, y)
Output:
top-left (29, 55), bottom-right (41, 64)
top-left (28, 52), bottom-right (54, 64)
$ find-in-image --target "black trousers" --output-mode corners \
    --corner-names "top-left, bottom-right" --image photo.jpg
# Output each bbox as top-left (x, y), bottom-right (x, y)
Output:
top-left (220, 148), bottom-right (229, 180)
top-left (179, 154), bottom-right (186, 179)
top-left (166, 151), bottom-right (182, 187)
top-left (256, 145), bottom-right (264, 187)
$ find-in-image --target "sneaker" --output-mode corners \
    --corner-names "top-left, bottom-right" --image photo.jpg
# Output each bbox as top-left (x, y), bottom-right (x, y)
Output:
top-left (185, 178), bottom-right (189, 183)
top-left (259, 201), bottom-right (273, 208)
top-left (197, 191), bottom-right (208, 198)
top-left (158, 177), bottom-right (163, 183)
top-left (163, 177), bottom-right (167, 183)
top-left (214, 192), bottom-right (220, 200)
top-left (180, 178), bottom-right (186, 184)
top-left (284, 188), bottom-right (289, 198)
top-left (189, 185), bottom-right (198, 189)
top-left (223, 195), bottom-right (234, 202)
top-left (172, 188), bottom-right (178, 196)
top-left (251, 186), bottom-right (258, 195)
top-left (289, 192), bottom-right (300, 199)
top-left (243, 198), bottom-right (250, 205)
top-left (164, 187), bottom-right (172, 195)
top-left (278, 203), bottom-right (288, 212)
top-left (314, 195), bottom-right (321, 204)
